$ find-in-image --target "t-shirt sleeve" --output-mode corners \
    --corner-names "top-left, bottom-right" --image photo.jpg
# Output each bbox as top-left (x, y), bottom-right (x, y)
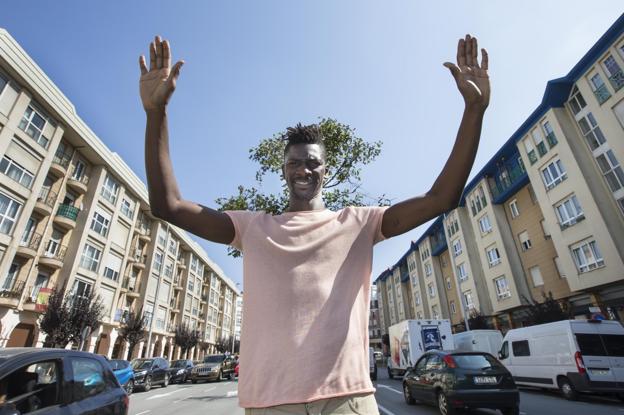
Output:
top-left (360, 206), bottom-right (390, 245)
top-left (224, 210), bottom-right (264, 251)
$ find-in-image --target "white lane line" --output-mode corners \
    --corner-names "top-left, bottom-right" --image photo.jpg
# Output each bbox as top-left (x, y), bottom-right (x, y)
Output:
top-left (204, 386), bottom-right (217, 393)
top-left (226, 391), bottom-right (238, 397)
top-left (145, 389), bottom-right (183, 400)
top-left (134, 411), bottom-right (151, 415)
top-left (377, 404), bottom-right (398, 415)
top-left (376, 384), bottom-right (402, 395)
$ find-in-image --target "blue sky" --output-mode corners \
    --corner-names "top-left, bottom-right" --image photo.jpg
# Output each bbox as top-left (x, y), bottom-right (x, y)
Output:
top-left (1, 2), bottom-right (622, 289)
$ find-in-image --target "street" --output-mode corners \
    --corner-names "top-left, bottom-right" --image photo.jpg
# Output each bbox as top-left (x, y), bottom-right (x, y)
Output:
top-left (127, 371), bottom-right (624, 415)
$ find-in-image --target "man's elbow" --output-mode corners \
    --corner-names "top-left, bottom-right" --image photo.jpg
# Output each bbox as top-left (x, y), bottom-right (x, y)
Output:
top-left (149, 199), bottom-right (175, 222)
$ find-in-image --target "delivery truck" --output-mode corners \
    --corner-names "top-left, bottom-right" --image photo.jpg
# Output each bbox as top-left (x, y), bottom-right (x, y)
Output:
top-left (387, 319), bottom-right (454, 378)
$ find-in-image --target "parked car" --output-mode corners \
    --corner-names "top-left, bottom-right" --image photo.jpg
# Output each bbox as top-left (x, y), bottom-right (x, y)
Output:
top-left (131, 357), bottom-right (170, 391)
top-left (169, 359), bottom-right (194, 383)
top-left (109, 359), bottom-right (135, 394)
top-left (191, 354), bottom-right (237, 383)
top-left (369, 347), bottom-right (377, 381)
top-left (499, 319), bottom-right (624, 401)
top-left (0, 348), bottom-right (129, 414)
top-left (403, 350), bottom-right (519, 415)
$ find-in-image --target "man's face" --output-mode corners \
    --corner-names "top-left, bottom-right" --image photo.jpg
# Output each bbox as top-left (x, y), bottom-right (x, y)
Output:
top-left (283, 143), bottom-right (326, 202)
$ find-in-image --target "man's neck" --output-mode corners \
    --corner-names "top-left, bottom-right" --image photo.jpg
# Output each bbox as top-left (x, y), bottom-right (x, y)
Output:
top-left (286, 197), bottom-right (325, 212)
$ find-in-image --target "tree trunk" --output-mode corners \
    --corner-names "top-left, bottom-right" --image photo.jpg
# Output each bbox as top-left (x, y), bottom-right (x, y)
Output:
top-left (127, 343), bottom-right (135, 361)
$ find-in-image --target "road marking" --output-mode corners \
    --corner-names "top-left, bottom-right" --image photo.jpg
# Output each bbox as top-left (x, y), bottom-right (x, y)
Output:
top-left (146, 389), bottom-right (183, 400)
top-left (226, 391), bottom-right (238, 397)
top-left (377, 404), bottom-right (397, 415)
top-left (134, 411), bottom-right (151, 415)
top-left (376, 384), bottom-right (402, 395)
top-left (204, 386), bottom-right (217, 393)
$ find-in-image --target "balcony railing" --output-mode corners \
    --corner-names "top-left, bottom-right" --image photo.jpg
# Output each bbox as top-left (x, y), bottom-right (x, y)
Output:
top-left (56, 204), bottom-right (80, 221)
top-left (52, 150), bottom-right (71, 169)
top-left (43, 245), bottom-right (67, 261)
top-left (70, 170), bottom-right (90, 186)
top-left (490, 162), bottom-right (528, 201)
top-left (608, 70), bottom-right (624, 91)
top-left (593, 84), bottom-right (611, 104)
top-left (545, 132), bottom-right (558, 148)
top-left (0, 280), bottom-right (26, 299)
top-left (37, 188), bottom-right (57, 208)
top-left (20, 233), bottom-right (42, 251)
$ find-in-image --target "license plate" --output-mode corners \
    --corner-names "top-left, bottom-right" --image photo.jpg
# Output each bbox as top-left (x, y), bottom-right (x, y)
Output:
top-left (474, 376), bottom-right (497, 384)
top-left (590, 369), bottom-right (610, 376)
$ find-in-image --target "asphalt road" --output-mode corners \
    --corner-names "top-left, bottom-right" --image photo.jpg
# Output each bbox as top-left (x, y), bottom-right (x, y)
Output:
top-left (128, 370), bottom-right (624, 415)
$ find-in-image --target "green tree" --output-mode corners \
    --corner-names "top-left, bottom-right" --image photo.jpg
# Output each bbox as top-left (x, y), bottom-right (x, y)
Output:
top-left (522, 292), bottom-right (571, 326)
top-left (174, 323), bottom-right (200, 359)
top-left (39, 289), bottom-right (72, 348)
top-left (118, 309), bottom-right (147, 360)
top-left (216, 118), bottom-right (389, 256)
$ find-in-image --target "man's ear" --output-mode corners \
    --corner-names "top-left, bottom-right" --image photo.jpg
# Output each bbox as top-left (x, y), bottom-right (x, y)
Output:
top-left (281, 164), bottom-right (286, 180)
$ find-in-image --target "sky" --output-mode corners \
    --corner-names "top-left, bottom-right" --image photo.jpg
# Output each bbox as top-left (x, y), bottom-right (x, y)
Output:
top-left (1, 2), bottom-right (623, 291)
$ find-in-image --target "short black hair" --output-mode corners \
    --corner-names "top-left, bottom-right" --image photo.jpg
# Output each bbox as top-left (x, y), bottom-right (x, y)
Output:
top-left (283, 123), bottom-right (326, 159)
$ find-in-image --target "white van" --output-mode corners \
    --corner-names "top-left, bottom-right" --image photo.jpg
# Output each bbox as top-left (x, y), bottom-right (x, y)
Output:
top-left (453, 329), bottom-right (503, 356)
top-left (498, 319), bottom-right (624, 400)
top-left (369, 347), bottom-right (377, 381)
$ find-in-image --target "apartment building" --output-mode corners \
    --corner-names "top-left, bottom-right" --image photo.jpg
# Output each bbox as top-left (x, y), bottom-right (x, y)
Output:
top-left (369, 285), bottom-right (382, 352)
top-left (0, 28), bottom-right (239, 359)
top-left (373, 14), bottom-right (624, 335)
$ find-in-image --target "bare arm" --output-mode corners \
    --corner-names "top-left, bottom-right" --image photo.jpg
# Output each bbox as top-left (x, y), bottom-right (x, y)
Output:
top-left (382, 34), bottom-right (490, 238)
top-left (141, 36), bottom-right (234, 244)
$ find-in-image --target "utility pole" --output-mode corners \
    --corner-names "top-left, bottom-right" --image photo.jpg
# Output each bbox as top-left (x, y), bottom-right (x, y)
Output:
top-left (146, 222), bottom-right (171, 357)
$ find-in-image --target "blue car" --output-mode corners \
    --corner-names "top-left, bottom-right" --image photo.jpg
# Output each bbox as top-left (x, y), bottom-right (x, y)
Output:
top-left (109, 359), bottom-right (135, 395)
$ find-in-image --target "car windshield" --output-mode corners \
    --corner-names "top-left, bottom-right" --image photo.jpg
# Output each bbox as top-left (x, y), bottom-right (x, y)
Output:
top-left (132, 359), bottom-right (154, 370)
top-left (203, 355), bottom-right (225, 364)
top-left (171, 360), bottom-right (187, 368)
top-left (452, 354), bottom-right (503, 370)
top-left (109, 360), bottom-right (127, 370)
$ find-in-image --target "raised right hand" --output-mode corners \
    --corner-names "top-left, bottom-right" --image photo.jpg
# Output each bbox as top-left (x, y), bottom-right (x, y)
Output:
top-left (139, 36), bottom-right (184, 111)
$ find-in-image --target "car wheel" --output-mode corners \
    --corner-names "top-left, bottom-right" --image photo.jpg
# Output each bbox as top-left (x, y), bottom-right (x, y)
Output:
top-left (162, 374), bottom-right (169, 388)
top-left (387, 368), bottom-right (394, 380)
top-left (144, 376), bottom-right (152, 392)
top-left (218, 370), bottom-right (225, 381)
top-left (125, 379), bottom-right (134, 395)
top-left (403, 383), bottom-right (415, 405)
top-left (558, 377), bottom-right (578, 401)
top-left (501, 406), bottom-right (520, 415)
top-left (437, 391), bottom-right (455, 415)
top-left (181, 374), bottom-right (187, 384)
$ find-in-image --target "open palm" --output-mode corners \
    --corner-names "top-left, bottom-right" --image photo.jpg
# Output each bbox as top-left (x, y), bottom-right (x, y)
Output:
top-left (139, 36), bottom-right (184, 111)
top-left (444, 34), bottom-right (490, 110)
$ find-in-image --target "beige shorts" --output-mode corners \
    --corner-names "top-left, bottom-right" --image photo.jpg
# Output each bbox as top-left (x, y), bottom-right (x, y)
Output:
top-left (244, 392), bottom-right (380, 415)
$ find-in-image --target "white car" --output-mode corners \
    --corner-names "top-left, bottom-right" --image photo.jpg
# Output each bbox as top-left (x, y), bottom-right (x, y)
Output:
top-left (498, 319), bottom-right (624, 401)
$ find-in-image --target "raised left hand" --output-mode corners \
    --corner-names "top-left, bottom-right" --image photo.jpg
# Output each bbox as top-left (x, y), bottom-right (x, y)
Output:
top-left (444, 34), bottom-right (490, 110)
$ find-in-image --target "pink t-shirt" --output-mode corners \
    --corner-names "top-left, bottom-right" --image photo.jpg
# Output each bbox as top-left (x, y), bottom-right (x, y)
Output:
top-left (225, 206), bottom-right (388, 408)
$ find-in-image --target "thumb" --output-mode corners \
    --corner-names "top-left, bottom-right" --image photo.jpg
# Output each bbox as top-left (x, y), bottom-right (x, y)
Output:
top-left (167, 60), bottom-right (185, 84)
top-left (443, 62), bottom-right (460, 79)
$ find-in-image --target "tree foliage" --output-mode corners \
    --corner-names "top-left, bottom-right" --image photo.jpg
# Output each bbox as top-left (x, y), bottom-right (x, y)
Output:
top-left (467, 310), bottom-right (490, 330)
top-left (522, 292), bottom-right (571, 326)
top-left (39, 289), bottom-right (104, 349)
top-left (214, 335), bottom-right (236, 354)
top-left (216, 118), bottom-right (389, 256)
top-left (118, 309), bottom-right (147, 360)
top-left (174, 323), bottom-right (200, 359)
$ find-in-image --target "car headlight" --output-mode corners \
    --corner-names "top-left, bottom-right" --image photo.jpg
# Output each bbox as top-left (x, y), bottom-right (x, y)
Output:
top-left (135, 370), bottom-right (147, 377)
top-left (211, 366), bottom-right (220, 372)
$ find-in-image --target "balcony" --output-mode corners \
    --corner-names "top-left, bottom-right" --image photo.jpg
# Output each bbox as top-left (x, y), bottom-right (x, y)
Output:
top-left (54, 204), bottom-right (80, 230)
top-left (177, 259), bottom-right (187, 270)
top-left (593, 84), bottom-right (611, 105)
top-left (16, 233), bottom-right (43, 258)
top-left (608, 70), bottom-right (624, 91)
top-left (34, 188), bottom-right (57, 216)
top-left (132, 254), bottom-right (146, 269)
top-left (0, 280), bottom-right (26, 308)
top-left (545, 132), bottom-right (558, 149)
top-left (490, 162), bottom-right (529, 204)
top-left (22, 285), bottom-right (54, 313)
top-left (67, 171), bottom-right (89, 194)
top-left (49, 150), bottom-right (71, 177)
top-left (124, 277), bottom-right (140, 298)
top-left (136, 224), bottom-right (152, 242)
top-left (39, 245), bottom-right (67, 269)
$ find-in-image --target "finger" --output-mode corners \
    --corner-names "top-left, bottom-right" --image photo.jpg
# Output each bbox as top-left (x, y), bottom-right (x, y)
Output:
top-left (149, 41), bottom-right (157, 71)
top-left (472, 37), bottom-right (479, 69)
top-left (481, 48), bottom-right (489, 71)
top-left (155, 36), bottom-right (163, 69)
top-left (163, 40), bottom-right (172, 69)
top-left (139, 55), bottom-right (148, 75)
top-left (167, 60), bottom-right (185, 84)
top-left (457, 38), bottom-right (466, 67)
top-left (443, 62), bottom-right (461, 80)
top-left (465, 34), bottom-right (473, 67)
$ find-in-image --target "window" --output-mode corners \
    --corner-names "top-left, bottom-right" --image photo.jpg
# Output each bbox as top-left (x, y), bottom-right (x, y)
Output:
top-left (164, 262), bottom-right (173, 278)
top-left (71, 358), bottom-right (111, 400)
top-left (509, 199), bottom-right (520, 218)
top-left (71, 279), bottom-right (93, 301)
top-left (494, 276), bottom-right (511, 299)
top-left (120, 197), bottom-right (135, 220)
top-left (1, 262), bottom-right (20, 291)
top-left (446, 277), bottom-right (452, 290)
top-left (154, 251), bottom-right (163, 272)
top-left (18, 105), bottom-right (51, 148)
top-left (0, 360), bottom-right (61, 412)
top-left (90, 209), bottom-right (111, 237)
top-left (44, 228), bottom-right (63, 258)
top-left (187, 278), bottom-right (194, 293)
top-left (486, 246), bottom-right (501, 267)
top-left (590, 73), bottom-right (611, 104)
top-left (168, 239), bottom-right (177, 255)
top-left (531, 128), bottom-right (547, 157)
top-left (478, 215), bottom-right (492, 234)
top-left (543, 121), bottom-right (558, 148)
top-left (512, 340), bottom-right (530, 357)
top-left (414, 291), bottom-right (421, 305)
top-left (568, 86), bottom-right (587, 115)
top-left (103, 253), bottom-right (122, 282)
top-left (100, 175), bottom-right (120, 205)
top-left (529, 266), bottom-right (544, 287)
top-left (518, 231), bottom-right (532, 251)
top-left (431, 305), bottom-right (440, 320)
top-left (452, 239), bottom-right (462, 256)
top-left (470, 186), bottom-right (488, 216)
top-left (541, 159), bottom-right (567, 190)
top-left (523, 138), bottom-right (537, 165)
top-left (80, 243), bottom-right (102, 272)
top-left (463, 290), bottom-right (474, 310)
top-left (456, 263), bottom-right (468, 282)
top-left (0, 156), bottom-right (35, 188)
top-left (500, 341), bottom-right (509, 359)
top-left (450, 301), bottom-right (456, 314)
top-left (577, 113), bottom-right (606, 151)
top-left (0, 193), bottom-right (22, 235)
top-left (428, 283), bottom-right (436, 298)
top-left (420, 248), bottom-right (430, 261)
top-left (596, 150), bottom-right (624, 192)
top-left (555, 195), bottom-right (584, 228)
top-left (72, 159), bottom-right (87, 181)
top-left (571, 240), bottom-right (604, 273)
top-left (425, 263), bottom-right (432, 276)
